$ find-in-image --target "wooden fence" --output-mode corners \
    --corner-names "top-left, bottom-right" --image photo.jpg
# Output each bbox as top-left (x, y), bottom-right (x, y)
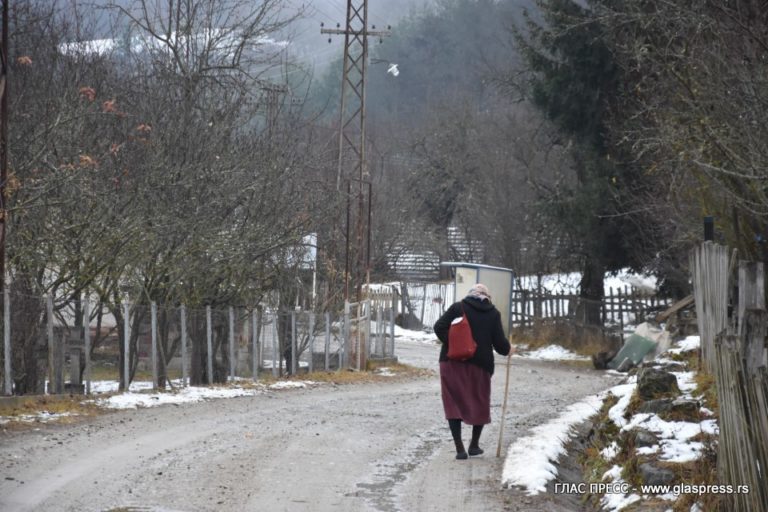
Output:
top-left (510, 287), bottom-right (671, 330)
top-left (691, 242), bottom-right (768, 511)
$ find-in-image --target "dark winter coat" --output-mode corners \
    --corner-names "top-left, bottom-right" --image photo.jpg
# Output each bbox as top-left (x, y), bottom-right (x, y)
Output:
top-left (434, 297), bottom-right (511, 375)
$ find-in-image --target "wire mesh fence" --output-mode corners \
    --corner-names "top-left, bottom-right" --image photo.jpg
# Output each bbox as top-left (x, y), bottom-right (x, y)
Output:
top-left (1, 291), bottom-right (396, 396)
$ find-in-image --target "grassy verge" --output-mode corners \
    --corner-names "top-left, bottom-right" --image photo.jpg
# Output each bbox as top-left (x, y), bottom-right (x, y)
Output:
top-left (510, 320), bottom-right (615, 357)
top-left (0, 395), bottom-right (105, 431)
top-left (579, 347), bottom-right (723, 511)
top-left (259, 361), bottom-right (433, 385)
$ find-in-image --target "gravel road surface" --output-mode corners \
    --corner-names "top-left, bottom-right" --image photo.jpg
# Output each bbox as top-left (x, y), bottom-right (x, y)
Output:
top-left (0, 340), bottom-right (620, 512)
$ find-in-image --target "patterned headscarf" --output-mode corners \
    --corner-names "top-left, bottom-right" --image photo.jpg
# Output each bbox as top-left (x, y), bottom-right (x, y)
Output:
top-left (466, 283), bottom-right (491, 302)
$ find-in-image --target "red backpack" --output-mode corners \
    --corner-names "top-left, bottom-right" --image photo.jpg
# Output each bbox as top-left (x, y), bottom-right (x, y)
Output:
top-left (447, 304), bottom-right (477, 361)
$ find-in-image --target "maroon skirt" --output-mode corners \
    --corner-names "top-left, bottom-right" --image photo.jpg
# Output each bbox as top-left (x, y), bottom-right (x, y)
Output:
top-left (440, 360), bottom-right (491, 425)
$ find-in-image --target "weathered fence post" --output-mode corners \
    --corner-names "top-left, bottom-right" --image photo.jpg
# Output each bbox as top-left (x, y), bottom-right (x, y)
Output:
top-left (180, 305), bottom-right (188, 387)
top-left (271, 314), bottom-right (278, 377)
top-left (691, 242), bottom-right (731, 373)
top-left (206, 305), bottom-right (213, 385)
top-left (228, 306), bottom-right (235, 381)
top-left (324, 311), bottom-right (331, 371)
top-left (291, 311), bottom-right (297, 375)
top-left (389, 307), bottom-right (395, 358)
top-left (521, 290), bottom-right (528, 328)
top-left (738, 261), bottom-right (765, 336)
top-left (252, 309), bottom-right (260, 382)
top-left (151, 301), bottom-right (158, 390)
top-left (343, 301), bottom-right (350, 370)
top-left (46, 295), bottom-right (59, 394)
top-left (308, 313), bottom-right (315, 373)
top-left (420, 284), bottom-right (427, 327)
top-left (716, 310), bottom-right (768, 511)
top-left (698, 253), bottom-right (768, 512)
top-left (377, 306), bottom-right (383, 356)
top-left (364, 301), bottom-right (371, 370)
top-left (3, 282), bottom-right (10, 395)
top-left (123, 302), bottom-right (130, 391)
top-left (83, 299), bottom-right (91, 395)
top-left (534, 274), bottom-right (542, 319)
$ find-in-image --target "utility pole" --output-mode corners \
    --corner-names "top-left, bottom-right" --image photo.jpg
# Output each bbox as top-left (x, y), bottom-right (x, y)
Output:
top-left (321, 0), bottom-right (389, 297)
top-left (0, 0), bottom-right (8, 295)
top-left (322, 1), bottom-right (389, 371)
top-left (0, 0), bottom-right (7, 396)
top-left (321, 2), bottom-right (390, 192)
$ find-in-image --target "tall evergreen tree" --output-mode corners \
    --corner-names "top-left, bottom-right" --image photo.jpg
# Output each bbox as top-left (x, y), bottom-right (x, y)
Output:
top-left (513, 0), bottom-right (649, 324)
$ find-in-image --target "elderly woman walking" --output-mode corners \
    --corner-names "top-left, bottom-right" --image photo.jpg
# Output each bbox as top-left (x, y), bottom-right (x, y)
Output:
top-left (433, 283), bottom-right (511, 459)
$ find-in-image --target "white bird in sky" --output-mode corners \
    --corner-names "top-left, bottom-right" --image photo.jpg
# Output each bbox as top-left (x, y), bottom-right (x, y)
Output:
top-left (387, 63), bottom-right (399, 77)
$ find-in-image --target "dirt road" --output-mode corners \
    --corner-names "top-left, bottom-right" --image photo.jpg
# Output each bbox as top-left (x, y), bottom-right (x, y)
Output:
top-left (0, 341), bottom-right (619, 512)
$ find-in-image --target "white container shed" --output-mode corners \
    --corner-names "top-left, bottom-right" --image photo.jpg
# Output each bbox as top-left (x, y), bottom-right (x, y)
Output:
top-left (440, 262), bottom-right (515, 335)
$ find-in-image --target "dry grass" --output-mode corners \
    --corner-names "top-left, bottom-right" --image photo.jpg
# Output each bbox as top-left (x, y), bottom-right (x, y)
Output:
top-left (693, 371), bottom-right (718, 416)
top-left (511, 320), bottom-right (616, 357)
top-left (665, 442), bottom-right (722, 512)
top-left (667, 349), bottom-right (700, 370)
top-left (579, 393), bottom-right (621, 508)
top-left (580, 394), bottom-right (619, 479)
top-left (90, 363), bottom-right (184, 382)
top-left (0, 395), bottom-right (104, 430)
top-left (272, 362), bottom-right (434, 385)
top-left (624, 391), bottom-right (644, 420)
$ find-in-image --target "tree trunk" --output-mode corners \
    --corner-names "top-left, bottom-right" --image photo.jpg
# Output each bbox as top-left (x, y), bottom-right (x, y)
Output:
top-left (190, 316), bottom-right (206, 386)
top-left (576, 258), bottom-right (605, 326)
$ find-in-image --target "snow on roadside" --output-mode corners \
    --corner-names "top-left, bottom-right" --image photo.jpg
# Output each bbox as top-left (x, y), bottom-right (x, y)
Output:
top-left (99, 386), bottom-right (262, 409)
top-left (0, 379), bottom-right (324, 422)
top-left (98, 380), bottom-right (320, 409)
top-left (0, 411), bottom-right (77, 425)
top-left (501, 334), bottom-right (716, 503)
top-left (502, 393), bottom-right (605, 493)
top-left (595, 335), bottom-right (718, 510)
top-left (515, 344), bottom-right (591, 362)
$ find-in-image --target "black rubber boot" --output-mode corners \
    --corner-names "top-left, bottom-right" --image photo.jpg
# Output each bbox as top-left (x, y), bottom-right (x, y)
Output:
top-left (468, 425), bottom-right (484, 456)
top-left (454, 439), bottom-right (468, 459)
top-left (449, 419), bottom-right (467, 459)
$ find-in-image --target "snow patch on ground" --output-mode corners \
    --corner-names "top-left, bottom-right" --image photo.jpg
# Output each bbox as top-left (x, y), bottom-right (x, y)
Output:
top-left (600, 465), bottom-right (642, 510)
top-left (502, 392), bottom-right (605, 494)
top-left (393, 325), bottom-right (437, 344)
top-left (601, 441), bottom-right (619, 461)
top-left (374, 367), bottom-right (397, 377)
top-left (94, 380), bottom-right (320, 410)
top-left (268, 381), bottom-right (316, 390)
top-left (607, 382), bottom-right (638, 428)
top-left (98, 385), bottom-right (268, 409)
top-left (0, 411), bottom-right (77, 425)
top-left (666, 335), bottom-right (700, 355)
top-left (517, 345), bottom-right (591, 361)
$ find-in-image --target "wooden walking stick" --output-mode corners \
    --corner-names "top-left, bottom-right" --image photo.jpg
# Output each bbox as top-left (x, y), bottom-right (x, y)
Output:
top-left (496, 348), bottom-right (514, 458)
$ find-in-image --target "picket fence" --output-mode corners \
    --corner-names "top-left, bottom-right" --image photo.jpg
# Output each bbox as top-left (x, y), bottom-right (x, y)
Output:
top-left (691, 242), bottom-right (768, 511)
